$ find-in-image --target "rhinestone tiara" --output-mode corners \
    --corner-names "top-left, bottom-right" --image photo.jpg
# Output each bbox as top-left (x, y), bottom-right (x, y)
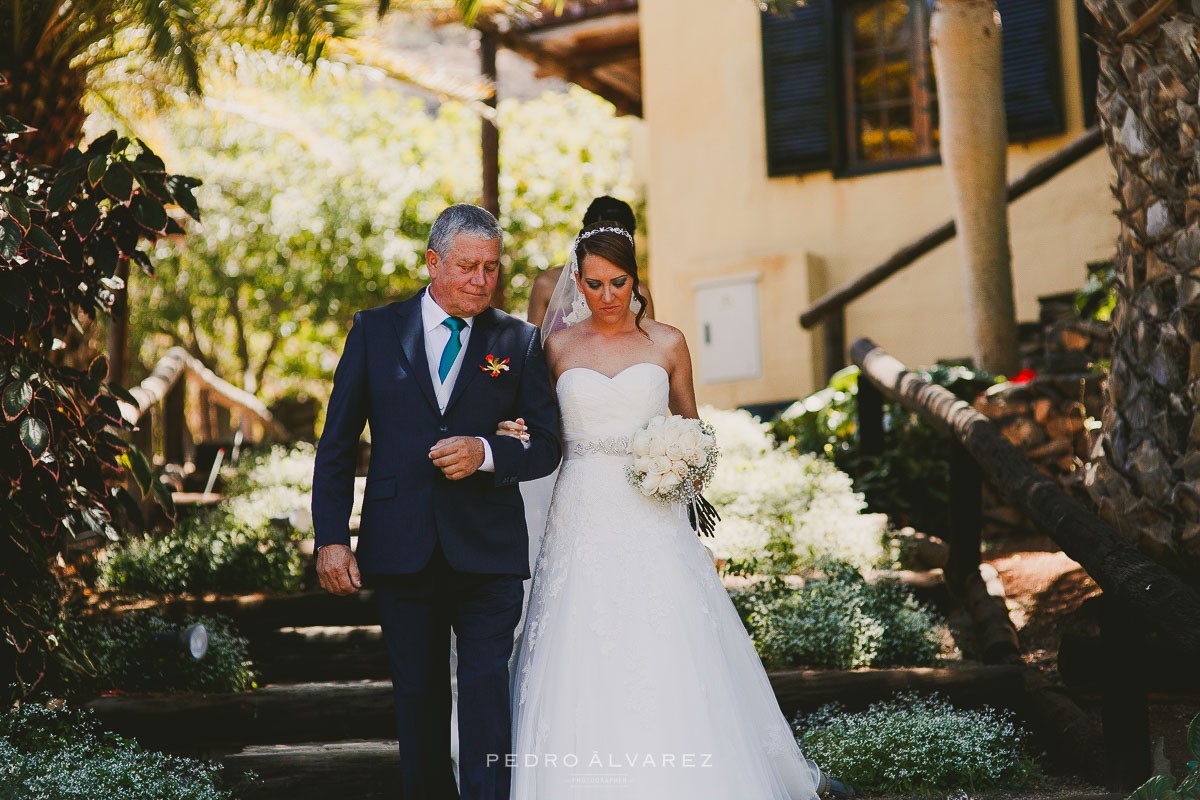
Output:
top-left (577, 226), bottom-right (634, 246)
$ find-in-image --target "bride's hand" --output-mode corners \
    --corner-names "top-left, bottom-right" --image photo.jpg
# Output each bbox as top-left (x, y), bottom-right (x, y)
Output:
top-left (496, 417), bottom-right (529, 442)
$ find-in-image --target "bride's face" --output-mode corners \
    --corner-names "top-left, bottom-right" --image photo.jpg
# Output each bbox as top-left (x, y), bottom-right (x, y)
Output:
top-left (577, 254), bottom-right (634, 324)
top-left (576, 253), bottom-right (633, 321)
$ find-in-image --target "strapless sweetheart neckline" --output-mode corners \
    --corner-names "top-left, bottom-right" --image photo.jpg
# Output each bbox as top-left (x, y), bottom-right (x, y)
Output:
top-left (558, 362), bottom-right (668, 382)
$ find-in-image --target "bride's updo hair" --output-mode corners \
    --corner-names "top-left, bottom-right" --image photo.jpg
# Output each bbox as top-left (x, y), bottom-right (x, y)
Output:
top-left (574, 222), bottom-right (649, 336)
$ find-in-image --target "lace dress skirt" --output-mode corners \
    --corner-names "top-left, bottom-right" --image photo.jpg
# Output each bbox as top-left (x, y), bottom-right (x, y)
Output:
top-left (508, 443), bottom-right (822, 800)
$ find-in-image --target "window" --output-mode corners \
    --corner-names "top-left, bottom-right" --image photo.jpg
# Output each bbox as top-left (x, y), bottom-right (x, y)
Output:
top-left (761, 0), bottom-right (1064, 178)
top-left (842, 0), bottom-right (938, 168)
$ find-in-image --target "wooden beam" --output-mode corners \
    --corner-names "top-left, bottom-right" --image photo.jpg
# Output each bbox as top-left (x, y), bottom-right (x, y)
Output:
top-left (849, 338), bottom-right (1200, 659)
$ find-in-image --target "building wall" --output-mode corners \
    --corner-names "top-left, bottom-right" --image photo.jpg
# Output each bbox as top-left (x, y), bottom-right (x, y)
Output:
top-left (638, 0), bottom-right (1118, 409)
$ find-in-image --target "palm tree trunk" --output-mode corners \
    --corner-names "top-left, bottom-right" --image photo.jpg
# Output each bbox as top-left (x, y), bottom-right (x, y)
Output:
top-left (1083, 0), bottom-right (1200, 578)
top-left (930, 0), bottom-right (1021, 376)
top-left (0, 56), bottom-right (88, 165)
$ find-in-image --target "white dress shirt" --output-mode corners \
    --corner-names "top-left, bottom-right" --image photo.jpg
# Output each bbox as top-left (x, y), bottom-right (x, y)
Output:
top-left (420, 287), bottom-right (494, 472)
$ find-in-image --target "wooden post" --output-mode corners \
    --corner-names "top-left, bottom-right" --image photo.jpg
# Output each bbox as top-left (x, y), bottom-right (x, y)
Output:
top-left (1100, 593), bottom-right (1150, 790)
top-left (164, 377), bottom-right (186, 466)
top-left (857, 377), bottom-right (884, 459)
top-left (130, 402), bottom-right (153, 460)
top-left (106, 259), bottom-right (130, 387)
top-left (946, 441), bottom-right (982, 592)
top-left (823, 307), bottom-right (846, 383)
top-left (480, 29), bottom-right (505, 311)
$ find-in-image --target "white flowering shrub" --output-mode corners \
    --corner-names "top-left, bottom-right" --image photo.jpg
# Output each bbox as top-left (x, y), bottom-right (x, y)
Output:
top-left (730, 561), bottom-right (943, 670)
top-left (233, 442), bottom-right (315, 492)
top-left (222, 442), bottom-right (317, 532)
top-left (0, 701), bottom-right (242, 799)
top-left (702, 406), bottom-right (892, 571)
top-left (793, 693), bottom-right (1041, 793)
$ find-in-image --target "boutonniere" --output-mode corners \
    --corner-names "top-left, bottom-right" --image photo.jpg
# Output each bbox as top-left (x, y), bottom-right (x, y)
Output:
top-left (480, 354), bottom-right (510, 377)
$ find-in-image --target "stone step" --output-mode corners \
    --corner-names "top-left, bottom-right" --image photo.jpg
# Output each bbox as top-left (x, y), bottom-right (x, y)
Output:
top-left (88, 589), bottom-right (381, 633)
top-left (219, 739), bottom-right (403, 800)
top-left (84, 680), bottom-right (397, 749)
top-left (86, 665), bottom-right (1026, 752)
top-left (249, 625), bottom-right (391, 683)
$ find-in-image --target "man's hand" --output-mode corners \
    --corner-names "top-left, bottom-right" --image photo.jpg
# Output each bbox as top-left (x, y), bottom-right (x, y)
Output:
top-left (317, 544), bottom-right (362, 595)
top-left (429, 435), bottom-right (485, 480)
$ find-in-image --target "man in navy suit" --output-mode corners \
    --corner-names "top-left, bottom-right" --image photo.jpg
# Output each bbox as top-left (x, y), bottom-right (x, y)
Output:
top-left (311, 204), bottom-right (562, 799)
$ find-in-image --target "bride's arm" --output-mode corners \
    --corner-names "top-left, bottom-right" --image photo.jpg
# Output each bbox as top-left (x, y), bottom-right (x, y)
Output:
top-left (664, 326), bottom-right (700, 420)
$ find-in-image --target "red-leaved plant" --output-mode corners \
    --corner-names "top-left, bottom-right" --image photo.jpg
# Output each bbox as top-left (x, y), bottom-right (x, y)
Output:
top-left (0, 72), bottom-right (198, 699)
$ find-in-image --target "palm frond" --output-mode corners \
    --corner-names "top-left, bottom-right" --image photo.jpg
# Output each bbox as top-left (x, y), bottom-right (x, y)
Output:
top-left (134, 0), bottom-right (204, 92)
top-left (326, 36), bottom-right (494, 105)
top-left (241, 0), bottom-right (361, 65)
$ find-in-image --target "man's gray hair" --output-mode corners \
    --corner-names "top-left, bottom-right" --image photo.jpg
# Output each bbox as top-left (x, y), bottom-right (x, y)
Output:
top-left (427, 204), bottom-right (503, 260)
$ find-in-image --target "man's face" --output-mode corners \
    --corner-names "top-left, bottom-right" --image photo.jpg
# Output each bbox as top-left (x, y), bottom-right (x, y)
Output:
top-left (426, 234), bottom-right (501, 318)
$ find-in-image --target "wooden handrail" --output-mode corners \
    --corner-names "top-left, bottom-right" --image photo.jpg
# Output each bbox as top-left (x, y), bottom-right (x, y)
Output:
top-left (119, 346), bottom-right (289, 440)
top-left (850, 337), bottom-right (1200, 659)
top-left (800, 126), bottom-right (1104, 329)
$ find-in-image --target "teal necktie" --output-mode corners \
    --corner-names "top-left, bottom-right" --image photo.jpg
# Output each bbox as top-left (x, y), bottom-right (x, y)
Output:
top-left (438, 316), bottom-right (468, 383)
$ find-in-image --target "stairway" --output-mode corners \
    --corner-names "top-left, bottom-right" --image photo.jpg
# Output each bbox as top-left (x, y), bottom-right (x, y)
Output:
top-left (85, 590), bottom-right (413, 800)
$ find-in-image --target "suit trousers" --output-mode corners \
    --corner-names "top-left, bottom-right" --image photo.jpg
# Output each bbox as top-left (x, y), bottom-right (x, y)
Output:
top-left (371, 539), bottom-right (525, 800)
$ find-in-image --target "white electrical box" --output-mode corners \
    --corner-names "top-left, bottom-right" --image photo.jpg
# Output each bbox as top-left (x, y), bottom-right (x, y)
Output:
top-left (693, 272), bottom-right (762, 384)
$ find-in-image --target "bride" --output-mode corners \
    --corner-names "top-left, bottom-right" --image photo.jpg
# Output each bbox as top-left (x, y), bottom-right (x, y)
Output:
top-left (494, 223), bottom-right (852, 799)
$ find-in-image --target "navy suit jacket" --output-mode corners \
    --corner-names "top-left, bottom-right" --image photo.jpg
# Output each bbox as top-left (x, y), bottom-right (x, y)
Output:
top-left (310, 289), bottom-right (562, 577)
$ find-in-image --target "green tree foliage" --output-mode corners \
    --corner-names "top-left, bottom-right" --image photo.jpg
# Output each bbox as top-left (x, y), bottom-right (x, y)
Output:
top-left (100, 53), bottom-right (636, 400)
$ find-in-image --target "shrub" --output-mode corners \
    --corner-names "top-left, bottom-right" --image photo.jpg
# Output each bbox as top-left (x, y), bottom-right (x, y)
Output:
top-left (68, 610), bottom-right (255, 694)
top-left (704, 406), bottom-right (893, 572)
top-left (730, 561), bottom-right (943, 670)
top-left (0, 700), bottom-right (240, 799)
top-left (772, 365), bottom-right (996, 541)
top-left (793, 693), bottom-right (1041, 794)
top-left (98, 511), bottom-right (303, 596)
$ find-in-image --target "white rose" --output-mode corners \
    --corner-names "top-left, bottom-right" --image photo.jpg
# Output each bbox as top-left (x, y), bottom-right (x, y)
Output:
top-left (632, 430), bottom-right (653, 457)
top-left (686, 449), bottom-right (707, 467)
top-left (671, 460), bottom-right (690, 479)
top-left (658, 471), bottom-right (681, 491)
top-left (633, 455), bottom-right (654, 474)
top-left (666, 441), bottom-right (686, 461)
top-left (679, 426), bottom-right (702, 452)
top-left (640, 471), bottom-right (662, 495)
top-left (650, 455), bottom-right (673, 476)
top-left (648, 436), bottom-right (668, 457)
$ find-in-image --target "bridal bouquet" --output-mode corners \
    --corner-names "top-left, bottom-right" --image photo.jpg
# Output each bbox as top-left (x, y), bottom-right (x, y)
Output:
top-left (627, 415), bottom-right (722, 536)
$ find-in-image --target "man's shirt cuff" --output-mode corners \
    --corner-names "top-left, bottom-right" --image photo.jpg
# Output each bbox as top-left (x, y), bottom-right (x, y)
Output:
top-left (476, 436), bottom-right (495, 472)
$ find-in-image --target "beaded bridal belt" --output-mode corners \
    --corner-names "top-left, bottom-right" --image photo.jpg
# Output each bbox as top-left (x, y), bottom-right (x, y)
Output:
top-left (567, 434), bottom-right (632, 458)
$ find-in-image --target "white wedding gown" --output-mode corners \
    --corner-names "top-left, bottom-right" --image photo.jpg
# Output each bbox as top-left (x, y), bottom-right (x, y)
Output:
top-left (510, 362), bottom-right (823, 799)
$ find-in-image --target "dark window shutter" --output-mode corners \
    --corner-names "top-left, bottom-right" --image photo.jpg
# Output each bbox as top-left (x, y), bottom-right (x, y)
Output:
top-left (761, 3), bottom-right (837, 177)
top-left (997, 0), bottom-right (1065, 139)
top-left (1076, 0), bottom-right (1099, 127)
